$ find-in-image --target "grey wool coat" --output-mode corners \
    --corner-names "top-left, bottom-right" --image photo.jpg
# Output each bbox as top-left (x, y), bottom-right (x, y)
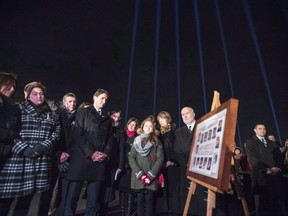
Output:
top-left (0, 100), bottom-right (61, 198)
top-left (128, 135), bottom-right (164, 191)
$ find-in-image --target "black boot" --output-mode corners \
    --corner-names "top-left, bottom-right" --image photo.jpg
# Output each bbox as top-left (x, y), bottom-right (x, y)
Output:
top-left (119, 192), bottom-right (126, 216)
top-left (126, 193), bottom-right (134, 216)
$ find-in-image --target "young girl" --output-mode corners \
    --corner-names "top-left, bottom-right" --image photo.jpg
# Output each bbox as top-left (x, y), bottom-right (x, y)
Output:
top-left (128, 117), bottom-right (164, 216)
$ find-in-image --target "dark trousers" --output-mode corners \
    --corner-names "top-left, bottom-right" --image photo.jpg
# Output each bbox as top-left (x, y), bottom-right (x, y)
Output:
top-left (136, 190), bottom-right (154, 216)
top-left (64, 180), bottom-right (101, 216)
top-left (38, 168), bottom-right (59, 216)
top-left (0, 193), bottom-right (34, 216)
top-left (55, 177), bottom-right (70, 216)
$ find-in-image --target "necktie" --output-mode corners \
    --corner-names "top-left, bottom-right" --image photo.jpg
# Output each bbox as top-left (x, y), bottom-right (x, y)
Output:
top-left (98, 110), bottom-right (101, 116)
top-left (261, 138), bottom-right (267, 147)
top-left (188, 126), bottom-right (192, 133)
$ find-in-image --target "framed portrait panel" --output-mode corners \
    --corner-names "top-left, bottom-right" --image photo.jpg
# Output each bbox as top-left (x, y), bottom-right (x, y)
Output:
top-left (187, 98), bottom-right (239, 192)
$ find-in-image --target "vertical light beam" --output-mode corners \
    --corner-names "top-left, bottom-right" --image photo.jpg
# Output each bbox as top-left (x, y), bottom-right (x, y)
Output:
top-left (242, 0), bottom-right (282, 142)
top-left (215, 0), bottom-right (242, 146)
top-left (125, 0), bottom-right (140, 123)
top-left (153, 0), bottom-right (161, 115)
top-left (194, 0), bottom-right (207, 114)
top-left (174, 0), bottom-right (182, 126)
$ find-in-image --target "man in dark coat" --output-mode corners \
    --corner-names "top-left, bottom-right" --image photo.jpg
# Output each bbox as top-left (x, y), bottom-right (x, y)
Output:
top-left (50, 92), bottom-right (77, 216)
top-left (174, 107), bottom-right (206, 215)
top-left (64, 89), bottom-right (113, 216)
top-left (245, 123), bottom-right (287, 216)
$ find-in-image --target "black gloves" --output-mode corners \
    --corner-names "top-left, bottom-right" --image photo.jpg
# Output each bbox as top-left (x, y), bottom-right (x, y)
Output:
top-left (23, 146), bottom-right (35, 158)
top-left (58, 161), bottom-right (70, 173)
top-left (23, 144), bottom-right (47, 158)
top-left (33, 144), bottom-right (47, 156)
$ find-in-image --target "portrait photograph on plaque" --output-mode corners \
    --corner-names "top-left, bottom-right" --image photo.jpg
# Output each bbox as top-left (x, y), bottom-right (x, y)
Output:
top-left (187, 98), bottom-right (239, 192)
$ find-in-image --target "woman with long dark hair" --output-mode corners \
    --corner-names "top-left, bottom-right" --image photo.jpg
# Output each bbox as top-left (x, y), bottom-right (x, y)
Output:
top-left (118, 117), bottom-right (139, 216)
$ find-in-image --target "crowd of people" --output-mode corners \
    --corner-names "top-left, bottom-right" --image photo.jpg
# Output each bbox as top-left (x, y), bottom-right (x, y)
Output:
top-left (0, 72), bottom-right (287, 216)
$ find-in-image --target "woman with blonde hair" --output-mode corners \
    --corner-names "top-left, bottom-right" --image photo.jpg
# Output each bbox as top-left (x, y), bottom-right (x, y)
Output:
top-left (156, 111), bottom-right (178, 215)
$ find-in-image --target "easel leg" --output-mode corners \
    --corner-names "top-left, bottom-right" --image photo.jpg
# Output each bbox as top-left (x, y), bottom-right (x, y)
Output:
top-left (206, 189), bottom-right (216, 216)
top-left (183, 181), bottom-right (196, 216)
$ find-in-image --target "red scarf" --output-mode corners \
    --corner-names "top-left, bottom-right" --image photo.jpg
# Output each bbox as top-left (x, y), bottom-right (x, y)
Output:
top-left (126, 129), bottom-right (135, 138)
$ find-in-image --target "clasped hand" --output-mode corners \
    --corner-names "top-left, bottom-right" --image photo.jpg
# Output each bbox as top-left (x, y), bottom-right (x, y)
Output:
top-left (139, 173), bottom-right (152, 185)
top-left (266, 167), bottom-right (281, 175)
top-left (23, 144), bottom-right (45, 158)
top-left (91, 151), bottom-right (107, 162)
top-left (60, 152), bottom-right (70, 163)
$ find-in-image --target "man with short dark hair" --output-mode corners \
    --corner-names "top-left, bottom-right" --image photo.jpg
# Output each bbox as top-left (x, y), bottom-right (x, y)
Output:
top-left (245, 124), bottom-right (287, 216)
top-left (64, 89), bottom-right (113, 216)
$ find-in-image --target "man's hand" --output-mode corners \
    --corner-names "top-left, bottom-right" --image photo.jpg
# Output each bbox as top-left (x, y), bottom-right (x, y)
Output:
top-left (91, 151), bottom-right (107, 162)
top-left (166, 161), bottom-right (174, 168)
top-left (271, 167), bottom-right (281, 174)
top-left (60, 152), bottom-right (70, 163)
top-left (267, 167), bottom-right (281, 175)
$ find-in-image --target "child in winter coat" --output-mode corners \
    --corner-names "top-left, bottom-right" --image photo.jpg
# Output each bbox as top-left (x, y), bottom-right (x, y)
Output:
top-left (128, 117), bottom-right (164, 216)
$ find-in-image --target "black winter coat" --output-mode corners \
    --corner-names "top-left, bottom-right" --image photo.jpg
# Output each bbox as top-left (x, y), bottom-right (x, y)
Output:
top-left (56, 107), bottom-right (77, 156)
top-left (0, 94), bottom-right (20, 161)
top-left (66, 106), bottom-right (113, 181)
top-left (245, 135), bottom-right (285, 199)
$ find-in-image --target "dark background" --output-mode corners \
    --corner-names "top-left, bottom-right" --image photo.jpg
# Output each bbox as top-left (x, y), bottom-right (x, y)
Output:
top-left (0, 0), bottom-right (288, 147)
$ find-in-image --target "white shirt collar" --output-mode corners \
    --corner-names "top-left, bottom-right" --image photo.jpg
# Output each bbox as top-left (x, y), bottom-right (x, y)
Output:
top-left (187, 121), bottom-right (196, 130)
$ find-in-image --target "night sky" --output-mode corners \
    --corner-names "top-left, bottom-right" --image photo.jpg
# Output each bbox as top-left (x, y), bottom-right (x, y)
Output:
top-left (1, 0), bottom-right (288, 147)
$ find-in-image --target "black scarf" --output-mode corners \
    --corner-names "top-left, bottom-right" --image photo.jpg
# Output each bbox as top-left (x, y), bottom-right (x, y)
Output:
top-left (28, 100), bottom-right (51, 117)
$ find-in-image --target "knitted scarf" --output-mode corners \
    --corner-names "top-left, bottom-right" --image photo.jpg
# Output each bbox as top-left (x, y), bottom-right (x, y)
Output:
top-left (133, 133), bottom-right (154, 156)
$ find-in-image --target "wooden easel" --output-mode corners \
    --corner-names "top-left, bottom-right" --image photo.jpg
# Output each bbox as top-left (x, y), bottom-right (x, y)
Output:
top-left (183, 91), bottom-right (249, 216)
top-left (183, 176), bottom-right (222, 216)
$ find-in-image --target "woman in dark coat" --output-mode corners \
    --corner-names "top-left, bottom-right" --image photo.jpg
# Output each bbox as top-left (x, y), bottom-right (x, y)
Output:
top-left (98, 108), bottom-right (125, 215)
top-left (118, 117), bottom-right (139, 216)
top-left (156, 111), bottom-right (178, 215)
top-left (0, 72), bottom-right (20, 168)
top-left (0, 81), bottom-right (61, 215)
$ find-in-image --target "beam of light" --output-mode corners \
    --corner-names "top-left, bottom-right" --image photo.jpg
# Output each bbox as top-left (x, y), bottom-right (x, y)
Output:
top-left (214, 0), bottom-right (242, 146)
top-left (242, 0), bottom-right (282, 142)
top-left (194, 0), bottom-right (207, 114)
top-left (153, 0), bottom-right (161, 115)
top-left (125, 0), bottom-right (140, 123)
top-left (174, 0), bottom-right (182, 127)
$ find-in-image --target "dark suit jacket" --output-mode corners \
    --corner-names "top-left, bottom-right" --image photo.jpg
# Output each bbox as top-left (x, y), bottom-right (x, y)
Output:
top-left (174, 125), bottom-right (193, 166)
top-left (245, 135), bottom-right (285, 198)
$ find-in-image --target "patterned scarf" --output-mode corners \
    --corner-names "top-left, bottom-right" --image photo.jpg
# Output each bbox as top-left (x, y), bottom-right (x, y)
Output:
top-left (133, 134), bottom-right (154, 156)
